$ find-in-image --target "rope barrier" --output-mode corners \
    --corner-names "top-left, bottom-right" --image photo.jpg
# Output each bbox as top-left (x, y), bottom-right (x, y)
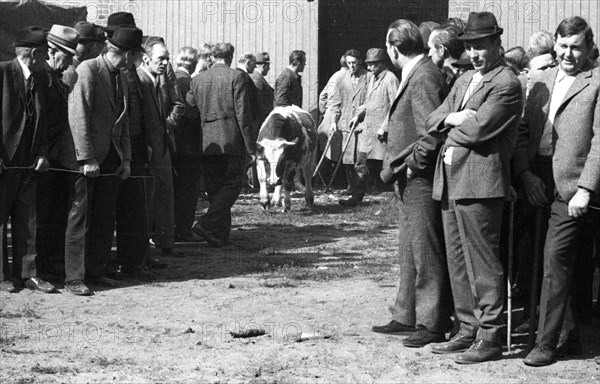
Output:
top-left (1, 164), bottom-right (154, 179)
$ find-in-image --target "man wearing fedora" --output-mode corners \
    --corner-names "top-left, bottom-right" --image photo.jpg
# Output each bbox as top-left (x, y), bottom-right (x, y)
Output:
top-left (519, 16), bottom-right (600, 367)
top-left (63, 21), bottom-right (105, 90)
top-left (250, 52), bottom-right (274, 124)
top-left (0, 26), bottom-right (55, 293)
top-left (36, 25), bottom-right (80, 281)
top-left (425, 12), bottom-right (523, 363)
top-left (371, 21), bottom-right (451, 348)
top-left (342, 48), bottom-right (398, 205)
top-left (62, 26), bottom-right (141, 293)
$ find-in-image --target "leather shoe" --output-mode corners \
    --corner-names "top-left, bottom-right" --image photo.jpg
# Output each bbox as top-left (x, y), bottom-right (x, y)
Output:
top-left (175, 232), bottom-right (206, 243)
top-left (454, 340), bottom-right (502, 364)
top-left (339, 197), bottom-right (362, 207)
top-left (431, 334), bottom-right (474, 354)
top-left (161, 248), bottom-right (185, 258)
top-left (191, 223), bottom-right (224, 248)
top-left (402, 328), bottom-right (446, 348)
top-left (371, 320), bottom-right (415, 334)
top-left (514, 318), bottom-right (537, 334)
top-left (25, 277), bottom-right (56, 293)
top-left (524, 344), bottom-right (557, 366)
top-left (121, 266), bottom-right (156, 281)
top-left (151, 259), bottom-right (168, 270)
top-left (64, 280), bottom-right (92, 296)
top-left (0, 280), bottom-right (16, 293)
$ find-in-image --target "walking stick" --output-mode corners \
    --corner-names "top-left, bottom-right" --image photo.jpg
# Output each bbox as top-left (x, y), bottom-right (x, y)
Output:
top-left (528, 207), bottom-right (545, 350)
top-left (325, 124), bottom-right (357, 193)
top-left (313, 130), bottom-right (336, 178)
top-left (507, 201), bottom-right (515, 352)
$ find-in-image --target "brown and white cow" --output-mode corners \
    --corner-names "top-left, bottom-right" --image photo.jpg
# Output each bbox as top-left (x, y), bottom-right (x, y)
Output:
top-left (256, 105), bottom-right (317, 212)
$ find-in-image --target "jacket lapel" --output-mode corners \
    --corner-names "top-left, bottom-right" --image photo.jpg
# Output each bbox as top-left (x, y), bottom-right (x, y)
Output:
top-left (558, 61), bottom-right (595, 111)
top-left (351, 69), bottom-right (367, 101)
top-left (461, 62), bottom-right (505, 109)
top-left (138, 68), bottom-right (160, 116)
top-left (11, 58), bottom-right (26, 103)
top-left (97, 56), bottom-right (117, 111)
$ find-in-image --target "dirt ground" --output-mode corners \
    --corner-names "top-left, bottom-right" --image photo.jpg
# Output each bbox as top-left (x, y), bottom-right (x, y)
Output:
top-left (1, 189), bottom-right (600, 383)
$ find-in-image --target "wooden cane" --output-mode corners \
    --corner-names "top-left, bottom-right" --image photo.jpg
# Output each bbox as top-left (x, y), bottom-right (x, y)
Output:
top-left (313, 130), bottom-right (336, 178)
top-left (507, 201), bottom-right (515, 352)
top-left (325, 124), bottom-right (357, 193)
top-left (528, 207), bottom-right (545, 350)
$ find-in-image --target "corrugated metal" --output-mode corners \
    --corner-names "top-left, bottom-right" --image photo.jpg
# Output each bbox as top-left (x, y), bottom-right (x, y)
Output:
top-left (449, 0), bottom-right (600, 50)
top-left (131, 0), bottom-right (319, 113)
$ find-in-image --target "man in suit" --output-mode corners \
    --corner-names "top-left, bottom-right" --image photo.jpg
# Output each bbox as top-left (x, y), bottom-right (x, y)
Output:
top-left (521, 16), bottom-right (600, 367)
top-left (62, 26), bottom-right (140, 293)
top-left (138, 38), bottom-right (184, 257)
top-left (343, 48), bottom-right (398, 205)
top-left (250, 52), bottom-right (274, 124)
top-left (274, 50), bottom-right (305, 108)
top-left (371, 22), bottom-right (450, 347)
top-left (62, 21), bottom-right (105, 90)
top-left (328, 49), bottom-right (370, 205)
top-left (425, 12), bottom-right (523, 363)
top-left (36, 25), bottom-right (80, 280)
top-left (0, 26), bottom-right (55, 293)
top-left (187, 43), bottom-right (256, 247)
top-left (172, 46), bottom-right (203, 242)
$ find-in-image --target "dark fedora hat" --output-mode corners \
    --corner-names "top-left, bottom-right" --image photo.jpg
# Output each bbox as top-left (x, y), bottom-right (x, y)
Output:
top-left (364, 48), bottom-right (386, 63)
top-left (13, 26), bottom-right (48, 48)
top-left (255, 52), bottom-right (270, 64)
top-left (108, 25), bottom-right (144, 52)
top-left (74, 21), bottom-right (105, 43)
top-left (106, 12), bottom-right (136, 31)
top-left (459, 12), bottom-right (503, 41)
top-left (48, 24), bottom-right (80, 56)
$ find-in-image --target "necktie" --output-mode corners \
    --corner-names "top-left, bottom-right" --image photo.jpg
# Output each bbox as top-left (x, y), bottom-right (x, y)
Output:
top-left (25, 75), bottom-right (35, 120)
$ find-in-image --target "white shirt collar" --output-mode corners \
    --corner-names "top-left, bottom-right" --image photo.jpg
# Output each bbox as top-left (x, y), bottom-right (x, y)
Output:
top-left (139, 64), bottom-right (158, 87)
top-left (177, 67), bottom-right (190, 75)
top-left (401, 54), bottom-right (424, 84)
top-left (17, 57), bottom-right (32, 80)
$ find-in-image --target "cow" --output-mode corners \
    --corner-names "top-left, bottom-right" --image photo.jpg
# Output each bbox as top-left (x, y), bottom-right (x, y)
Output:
top-left (256, 105), bottom-right (317, 212)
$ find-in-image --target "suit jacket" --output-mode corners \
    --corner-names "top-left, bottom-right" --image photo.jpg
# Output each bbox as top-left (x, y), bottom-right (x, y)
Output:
top-left (329, 67), bottom-right (371, 164)
top-left (514, 62), bottom-right (600, 201)
top-left (174, 68), bottom-right (201, 157)
top-left (40, 63), bottom-right (70, 161)
top-left (186, 63), bottom-right (256, 157)
top-left (274, 67), bottom-right (302, 108)
top-left (63, 55), bottom-right (130, 170)
top-left (427, 61), bottom-right (523, 200)
top-left (250, 70), bottom-right (274, 123)
top-left (356, 69), bottom-right (399, 161)
top-left (0, 58), bottom-right (47, 164)
top-left (137, 66), bottom-right (184, 164)
top-left (382, 57), bottom-right (448, 182)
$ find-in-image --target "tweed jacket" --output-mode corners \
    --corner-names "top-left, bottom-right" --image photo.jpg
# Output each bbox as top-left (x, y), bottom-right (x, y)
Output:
top-left (137, 66), bottom-right (184, 164)
top-left (250, 70), bottom-right (274, 124)
top-left (514, 62), bottom-right (600, 202)
top-left (186, 63), bottom-right (256, 157)
top-left (427, 60), bottom-right (523, 201)
top-left (329, 67), bottom-right (371, 164)
top-left (174, 68), bottom-right (201, 157)
top-left (0, 58), bottom-right (47, 164)
top-left (274, 67), bottom-right (302, 108)
top-left (63, 55), bottom-right (130, 170)
top-left (383, 57), bottom-right (448, 181)
top-left (355, 69), bottom-right (399, 161)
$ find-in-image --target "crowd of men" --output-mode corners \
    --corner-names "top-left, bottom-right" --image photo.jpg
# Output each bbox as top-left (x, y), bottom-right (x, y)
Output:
top-left (318, 12), bottom-right (600, 367)
top-left (1, 9), bottom-right (599, 368)
top-left (0, 11), bottom-right (306, 296)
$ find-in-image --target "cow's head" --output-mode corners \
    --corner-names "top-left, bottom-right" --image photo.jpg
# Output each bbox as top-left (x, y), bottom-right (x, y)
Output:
top-left (257, 137), bottom-right (299, 185)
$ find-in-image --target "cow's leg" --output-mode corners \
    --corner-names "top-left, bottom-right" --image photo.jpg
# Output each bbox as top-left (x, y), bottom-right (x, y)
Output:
top-left (302, 162), bottom-right (315, 207)
top-left (257, 160), bottom-right (270, 211)
top-left (271, 185), bottom-right (282, 208)
top-left (282, 165), bottom-right (295, 212)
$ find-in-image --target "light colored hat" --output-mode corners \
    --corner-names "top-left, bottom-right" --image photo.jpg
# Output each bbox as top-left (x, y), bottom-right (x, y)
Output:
top-left (48, 25), bottom-right (80, 56)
